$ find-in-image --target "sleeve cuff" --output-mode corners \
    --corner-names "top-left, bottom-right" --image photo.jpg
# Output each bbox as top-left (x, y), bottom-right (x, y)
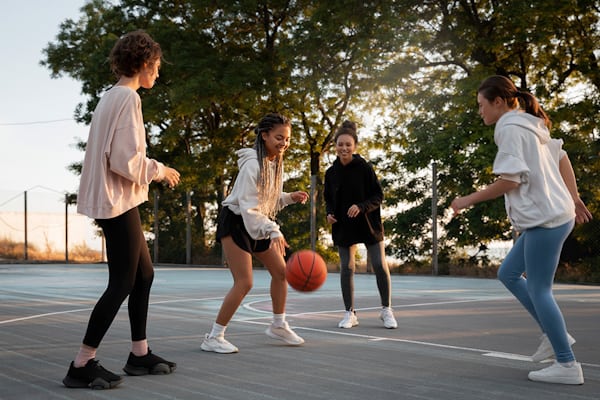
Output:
top-left (499, 173), bottom-right (521, 183)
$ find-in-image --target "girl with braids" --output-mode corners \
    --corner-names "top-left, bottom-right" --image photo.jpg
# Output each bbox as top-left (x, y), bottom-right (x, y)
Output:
top-left (451, 75), bottom-right (592, 385)
top-left (201, 113), bottom-right (309, 353)
top-left (324, 120), bottom-right (398, 330)
top-left (63, 30), bottom-right (180, 389)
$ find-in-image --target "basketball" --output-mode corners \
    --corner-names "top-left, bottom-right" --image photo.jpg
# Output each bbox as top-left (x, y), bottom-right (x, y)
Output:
top-left (286, 250), bottom-right (327, 292)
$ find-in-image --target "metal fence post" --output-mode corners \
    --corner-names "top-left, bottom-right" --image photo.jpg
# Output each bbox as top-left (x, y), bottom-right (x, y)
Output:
top-left (23, 190), bottom-right (28, 261)
top-left (153, 190), bottom-right (159, 263)
top-left (432, 161), bottom-right (438, 275)
top-left (186, 190), bottom-right (192, 264)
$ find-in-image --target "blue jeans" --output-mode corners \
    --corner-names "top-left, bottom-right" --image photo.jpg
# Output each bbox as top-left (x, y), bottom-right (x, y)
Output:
top-left (497, 220), bottom-right (575, 363)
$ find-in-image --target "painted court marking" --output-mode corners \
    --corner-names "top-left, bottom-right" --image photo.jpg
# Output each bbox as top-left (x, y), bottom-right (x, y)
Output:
top-left (2, 287), bottom-right (598, 369)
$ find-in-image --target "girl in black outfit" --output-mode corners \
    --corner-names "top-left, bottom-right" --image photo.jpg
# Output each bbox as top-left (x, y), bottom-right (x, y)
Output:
top-left (324, 121), bottom-right (397, 329)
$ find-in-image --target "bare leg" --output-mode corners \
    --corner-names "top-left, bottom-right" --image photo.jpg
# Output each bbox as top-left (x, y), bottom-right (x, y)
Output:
top-left (215, 236), bottom-right (254, 326)
top-left (254, 247), bottom-right (287, 315)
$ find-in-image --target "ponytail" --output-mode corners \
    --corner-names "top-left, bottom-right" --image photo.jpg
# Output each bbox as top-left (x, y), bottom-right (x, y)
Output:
top-left (515, 91), bottom-right (551, 129)
top-left (478, 75), bottom-right (551, 129)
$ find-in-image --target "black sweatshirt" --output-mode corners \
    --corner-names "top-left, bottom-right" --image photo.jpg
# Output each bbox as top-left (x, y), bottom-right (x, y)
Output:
top-left (324, 154), bottom-right (384, 247)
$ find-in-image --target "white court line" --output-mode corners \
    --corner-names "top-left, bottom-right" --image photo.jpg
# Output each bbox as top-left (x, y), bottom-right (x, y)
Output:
top-left (0, 293), bottom-right (273, 325)
top-left (3, 292), bottom-right (599, 370)
top-left (241, 319), bottom-right (600, 369)
top-left (239, 296), bottom-right (512, 320)
top-left (0, 308), bottom-right (94, 325)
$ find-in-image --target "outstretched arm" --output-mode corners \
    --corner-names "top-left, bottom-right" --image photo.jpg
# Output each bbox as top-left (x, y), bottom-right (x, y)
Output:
top-left (451, 178), bottom-right (519, 217)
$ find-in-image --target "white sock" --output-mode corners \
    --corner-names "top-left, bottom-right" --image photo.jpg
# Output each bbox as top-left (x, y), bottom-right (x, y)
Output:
top-left (273, 313), bottom-right (285, 327)
top-left (209, 322), bottom-right (227, 338)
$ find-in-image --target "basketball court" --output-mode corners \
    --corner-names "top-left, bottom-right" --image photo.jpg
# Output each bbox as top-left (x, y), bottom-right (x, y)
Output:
top-left (1, 263), bottom-right (598, 399)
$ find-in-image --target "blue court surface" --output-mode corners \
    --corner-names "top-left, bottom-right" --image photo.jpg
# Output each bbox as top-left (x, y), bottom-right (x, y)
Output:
top-left (1, 263), bottom-right (598, 399)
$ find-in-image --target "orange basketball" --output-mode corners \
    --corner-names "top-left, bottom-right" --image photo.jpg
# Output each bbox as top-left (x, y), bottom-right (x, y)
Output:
top-left (286, 250), bottom-right (327, 292)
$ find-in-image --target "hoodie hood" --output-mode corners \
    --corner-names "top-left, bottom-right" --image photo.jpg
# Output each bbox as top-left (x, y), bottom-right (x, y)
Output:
top-left (236, 148), bottom-right (257, 168)
top-left (497, 110), bottom-right (550, 144)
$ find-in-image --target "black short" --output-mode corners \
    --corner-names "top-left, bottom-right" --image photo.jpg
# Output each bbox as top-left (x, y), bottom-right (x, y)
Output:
top-left (216, 206), bottom-right (271, 253)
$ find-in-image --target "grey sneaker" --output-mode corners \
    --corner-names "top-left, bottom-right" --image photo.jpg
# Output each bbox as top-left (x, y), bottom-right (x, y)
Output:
top-left (338, 311), bottom-right (359, 329)
top-left (531, 333), bottom-right (576, 362)
top-left (380, 307), bottom-right (398, 329)
top-left (528, 362), bottom-right (584, 385)
top-left (265, 322), bottom-right (305, 345)
top-left (201, 334), bottom-right (239, 354)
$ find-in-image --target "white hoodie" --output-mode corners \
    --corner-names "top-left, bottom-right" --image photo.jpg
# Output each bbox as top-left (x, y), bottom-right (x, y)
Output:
top-left (222, 148), bottom-right (294, 240)
top-left (493, 110), bottom-right (575, 231)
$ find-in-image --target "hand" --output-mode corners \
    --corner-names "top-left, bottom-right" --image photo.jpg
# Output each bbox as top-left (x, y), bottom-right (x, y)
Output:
top-left (574, 197), bottom-right (592, 224)
top-left (270, 235), bottom-right (289, 258)
top-left (163, 167), bottom-right (180, 189)
top-left (291, 191), bottom-right (309, 204)
top-left (346, 204), bottom-right (360, 218)
top-left (450, 196), bottom-right (470, 218)
top-left (326, 214), bottom-right (337, 224)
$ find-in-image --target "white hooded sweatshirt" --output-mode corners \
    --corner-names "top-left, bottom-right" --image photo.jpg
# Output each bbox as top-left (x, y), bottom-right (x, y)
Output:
top-left (222, 148), bottom-right (294, 240)
top-left (492, 110), bottom-right (575, 232)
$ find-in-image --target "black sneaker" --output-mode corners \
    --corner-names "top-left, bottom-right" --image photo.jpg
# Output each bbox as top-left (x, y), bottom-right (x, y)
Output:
top-left (62, 359), bottom-right (123, 389)
top-left (123, 349), bottom-right (176, 376)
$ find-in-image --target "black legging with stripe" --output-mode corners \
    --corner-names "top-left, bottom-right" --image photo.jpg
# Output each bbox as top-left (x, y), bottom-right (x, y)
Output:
top-left (82, 207), bottom-right (154, 348)
top-left (339, 241), bottom-right (391, 311)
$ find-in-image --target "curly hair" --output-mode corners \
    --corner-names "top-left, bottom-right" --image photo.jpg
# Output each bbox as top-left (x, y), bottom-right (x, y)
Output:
top-left (109, 30), bottom-right (162, 78)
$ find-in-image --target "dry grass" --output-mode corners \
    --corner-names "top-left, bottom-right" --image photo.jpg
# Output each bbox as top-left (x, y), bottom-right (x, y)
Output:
top-left (0, 237), bottom-right (102, 263)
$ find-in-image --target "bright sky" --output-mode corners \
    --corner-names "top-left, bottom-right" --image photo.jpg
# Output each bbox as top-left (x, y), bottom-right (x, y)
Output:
top-left (0, 1), bottom-right (105, 251)
top-left (0, 1), bottom-right (89, 197)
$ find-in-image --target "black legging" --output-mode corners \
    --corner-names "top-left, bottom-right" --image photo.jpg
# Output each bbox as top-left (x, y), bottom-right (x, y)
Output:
top-left (339, 242), bottom-right (391, 311)
top-left (82, 207), bottom-right (154, 348)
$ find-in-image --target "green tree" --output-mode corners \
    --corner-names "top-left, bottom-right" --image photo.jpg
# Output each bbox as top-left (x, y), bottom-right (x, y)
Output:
top-left (377, 0), bottom-right (600, 267)
top-left (42, 0), bottom-right (600, 273)
top-left (41, 0), bottom-right (399, 263)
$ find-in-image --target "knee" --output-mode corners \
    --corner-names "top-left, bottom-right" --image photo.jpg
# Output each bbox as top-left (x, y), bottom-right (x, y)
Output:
top-left (371, 261), bottom-right (387, 275)
top-left (496, 267), bottom-right (508, 284)
top-left (270, 266), bottom-right (286, 282)
top-left (340, 265), bottom-right (354, 277)
top-left (106, 282), bottom-right (134, 303)
top-left (235, 278), bottom-right (253, 295)
top-left (497, 264), bottom-right (516, 286)
top-left (137, 270), bottom-right (154, 289)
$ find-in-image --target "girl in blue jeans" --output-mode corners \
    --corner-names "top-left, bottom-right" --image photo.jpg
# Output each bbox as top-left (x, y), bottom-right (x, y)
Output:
top-left (451, 75), bottom-right (592, 385)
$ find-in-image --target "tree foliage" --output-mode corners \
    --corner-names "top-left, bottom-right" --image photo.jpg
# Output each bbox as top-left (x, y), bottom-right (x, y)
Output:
top-left (376, 0), bottom-right (600, 264)
top-left (42, 0), bottom-right (600, 269)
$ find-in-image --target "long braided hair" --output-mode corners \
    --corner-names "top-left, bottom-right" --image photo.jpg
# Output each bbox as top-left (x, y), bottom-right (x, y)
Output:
top-left (253, 113), bottom-right (290, 220)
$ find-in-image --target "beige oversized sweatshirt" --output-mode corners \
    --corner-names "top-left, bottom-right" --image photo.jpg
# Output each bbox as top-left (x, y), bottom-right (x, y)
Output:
top-left (77, 86), bottom-right (165, 219)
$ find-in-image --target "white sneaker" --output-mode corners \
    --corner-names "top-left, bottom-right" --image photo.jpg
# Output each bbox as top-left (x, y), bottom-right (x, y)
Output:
top-left (200, 334), bottom-right (239, 353)
top-left (528, 362), bottom-right (584, 385)
top-left (265, 322), bottom-right (305, 345)
top-left (531, 333), bottom-right (576, 362)
top-left (380, 307), bottom-right (398, 329)
top-left (338, 311), bottom-right (359, 329)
